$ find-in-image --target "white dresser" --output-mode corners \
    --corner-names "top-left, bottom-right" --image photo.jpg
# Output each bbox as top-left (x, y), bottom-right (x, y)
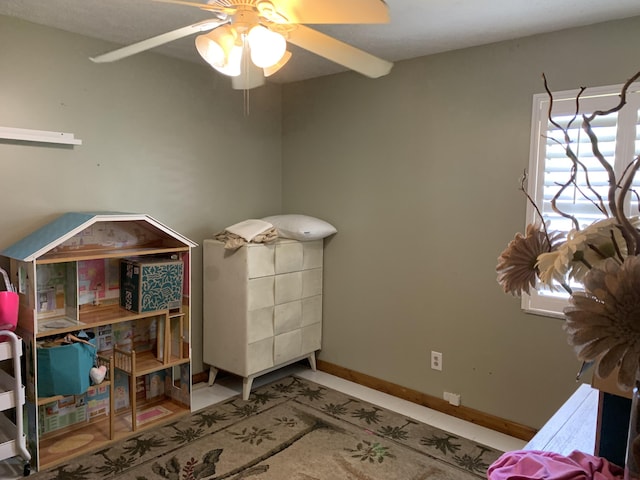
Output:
top-left (203, 238), bottom-right (323, 399)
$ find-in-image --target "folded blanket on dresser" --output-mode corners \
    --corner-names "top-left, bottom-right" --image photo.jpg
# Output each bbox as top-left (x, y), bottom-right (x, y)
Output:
top-left (214, 219), bottom-right (278, 250)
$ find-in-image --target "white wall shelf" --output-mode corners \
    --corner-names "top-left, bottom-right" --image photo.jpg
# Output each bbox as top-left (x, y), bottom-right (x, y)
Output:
top-left (0, 126), bottom-right (82, 145)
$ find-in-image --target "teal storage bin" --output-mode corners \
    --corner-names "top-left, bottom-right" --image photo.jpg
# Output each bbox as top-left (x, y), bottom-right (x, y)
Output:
top-left (120, 257), bottom-right (184, 312)
top-left (37, 336), bottom-right (96, 397)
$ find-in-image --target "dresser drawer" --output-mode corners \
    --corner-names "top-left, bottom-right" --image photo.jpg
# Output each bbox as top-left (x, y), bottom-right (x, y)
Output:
top-left (275, 241), bottom-right (303, 273)
top-left (247, 306), bottom-right (274, 343)
top-left (247, 239), bottom-right (323, 278)
top-left (247, 243), bottom-right (275, 278)
top-left (247, 337), bottom-right (274, 374)
top-left (274, 301), bottom-right (302, 335)
top-left (248, 276), bottom-right (275, 310)
top-left (302, 295), bottom-right (322, 326)
top-left (301, 323), bottom-right (322, 353)
top-left (274, 329), bottom-right (302, 365)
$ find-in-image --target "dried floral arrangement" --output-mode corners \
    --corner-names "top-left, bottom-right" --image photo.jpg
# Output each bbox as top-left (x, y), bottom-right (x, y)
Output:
top-left (496, 70), bottom-right (640, 390)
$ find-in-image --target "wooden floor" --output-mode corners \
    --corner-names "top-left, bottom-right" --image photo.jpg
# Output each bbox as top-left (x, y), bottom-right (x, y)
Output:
top-left (524, 383), bottom-right (598, 455)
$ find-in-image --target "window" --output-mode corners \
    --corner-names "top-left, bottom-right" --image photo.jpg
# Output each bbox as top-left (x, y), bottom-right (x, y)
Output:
top-left (523, 82), bottom-right (640, 317)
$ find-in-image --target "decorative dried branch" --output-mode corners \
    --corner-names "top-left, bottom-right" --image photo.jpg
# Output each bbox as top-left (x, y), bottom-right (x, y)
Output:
top-left (581, 120), bottom-right (619, 216)
top-left (520, 171), bottom-right (556, 248)
top-left (625, 161), bottom-right (640, 214)
top-left (549, 163), bottom-right (580, 230)
top-left (543, 74), bottom-right (585, 141)
top-left (579, 71), bottom-right (640, 253)
top-left (543, 74), bottom-right (609, 226)
top-left (610, 228), bottom-right (625, 262)
top-left (544, 136), bottom-right (608, 218)
top-left (616, 158), bottom-right (640, 254)
top-left (583, 70), bottom-right (640, 122)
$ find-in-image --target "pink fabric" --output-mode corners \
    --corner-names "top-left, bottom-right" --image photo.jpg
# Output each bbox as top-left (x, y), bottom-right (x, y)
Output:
top-left (487, 450), bottom-right (624, 480)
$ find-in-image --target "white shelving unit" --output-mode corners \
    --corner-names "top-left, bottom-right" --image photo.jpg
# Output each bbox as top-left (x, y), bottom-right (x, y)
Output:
top-left (0, 331), bottom-right (31, 476)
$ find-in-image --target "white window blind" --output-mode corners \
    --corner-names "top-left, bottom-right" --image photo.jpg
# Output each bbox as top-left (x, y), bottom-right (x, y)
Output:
top-left (522, 83), bottom-right (640, 317)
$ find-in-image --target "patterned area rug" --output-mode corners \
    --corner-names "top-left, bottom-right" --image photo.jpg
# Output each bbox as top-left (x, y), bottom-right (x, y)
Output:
top-left (32, 376), bottom-right (503, 479)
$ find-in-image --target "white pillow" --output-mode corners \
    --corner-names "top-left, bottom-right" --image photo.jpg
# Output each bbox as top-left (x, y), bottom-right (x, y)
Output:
top-left (262, 214), bottom-right (337, 241)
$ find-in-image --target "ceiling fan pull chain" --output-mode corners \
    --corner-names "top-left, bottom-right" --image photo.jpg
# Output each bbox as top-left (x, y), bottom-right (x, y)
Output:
top-left (242, 32), bottom-right (250, 116)
top-left (244, 88), bottom-right (250, 116)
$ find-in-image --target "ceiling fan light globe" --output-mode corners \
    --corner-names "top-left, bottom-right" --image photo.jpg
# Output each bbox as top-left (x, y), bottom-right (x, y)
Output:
top-left (263, 50), bottom-right (292, 77)
top-left (212, 44), bottom-right (243, 76)
top-left (247, 25), bottom-right (287, 68)
top-left (195, 25), bottom-right (237, 67)
top-left (195, 35), bottom-right (225, 67)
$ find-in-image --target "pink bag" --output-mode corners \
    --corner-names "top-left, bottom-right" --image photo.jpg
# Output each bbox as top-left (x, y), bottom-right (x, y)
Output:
top-left (0, 267), bottom-right (18, 341)
top-left (0, 291), bottom-right (19, 330)
top-left (488, 450), bottom-right (624, 480)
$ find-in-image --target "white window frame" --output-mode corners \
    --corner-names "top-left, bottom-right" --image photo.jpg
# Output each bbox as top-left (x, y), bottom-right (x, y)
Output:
top-left (522, 81), bottom-right (640, 318)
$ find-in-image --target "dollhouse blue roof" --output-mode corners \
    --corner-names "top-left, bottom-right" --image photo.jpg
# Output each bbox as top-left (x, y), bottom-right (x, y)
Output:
top-left (1, 212), bottom-right (197, 262)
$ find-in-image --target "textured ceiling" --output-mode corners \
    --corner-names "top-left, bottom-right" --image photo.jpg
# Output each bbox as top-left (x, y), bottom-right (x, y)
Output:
top-left (2, 0), bottom-right (640, 84)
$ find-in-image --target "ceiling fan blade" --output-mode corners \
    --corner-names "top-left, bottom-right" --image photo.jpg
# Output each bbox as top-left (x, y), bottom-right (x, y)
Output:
top-left (151, 0), bottom-right (235, 15)
top-left (270, 0), bottom-right (389, 24)
top-left (287, 25), bottom-right (392, 78)
top-left (90, 19), bottom-right (225, 63)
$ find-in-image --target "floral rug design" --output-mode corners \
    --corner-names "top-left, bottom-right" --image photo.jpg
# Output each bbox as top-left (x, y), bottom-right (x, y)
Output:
top-left (32, 376), bottom-right (503, 479)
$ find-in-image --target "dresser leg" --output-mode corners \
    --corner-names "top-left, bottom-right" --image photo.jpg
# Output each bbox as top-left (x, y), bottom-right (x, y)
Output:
top-left (208, 366), bottom-right (218, 386)
top-left (242, 376), bottom-right (254, 400)
top-left (308, 352), bottom-right (317, 371)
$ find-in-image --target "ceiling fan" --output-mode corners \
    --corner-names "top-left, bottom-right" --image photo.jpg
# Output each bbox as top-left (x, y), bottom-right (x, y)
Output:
top-left (90, 0), bottom-right (394, 90)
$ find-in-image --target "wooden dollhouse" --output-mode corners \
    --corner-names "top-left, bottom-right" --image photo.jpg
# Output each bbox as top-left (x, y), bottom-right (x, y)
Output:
top-left (1, 212), bottom-right (196, 471)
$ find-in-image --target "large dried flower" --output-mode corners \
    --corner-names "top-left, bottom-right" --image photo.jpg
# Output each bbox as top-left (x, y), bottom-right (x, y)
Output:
top-left (496, 223), bottom-right (562, 296)
top-left (564, 256), bottom-right (640, 390)
top-left (537, 218), bottom-right (638, 289)
top-left (536, 250), bottom-right (570, 290)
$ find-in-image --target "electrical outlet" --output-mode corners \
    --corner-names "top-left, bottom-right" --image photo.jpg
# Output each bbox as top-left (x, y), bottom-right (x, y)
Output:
top-left (444, 391), bottom-right (461, 406)
top-left (431, 351), bottom-right (442, 371)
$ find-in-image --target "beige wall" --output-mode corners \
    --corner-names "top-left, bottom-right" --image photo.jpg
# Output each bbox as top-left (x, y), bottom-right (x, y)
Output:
top-left (3, 11), bottom-right (640, 431)
top-left (0, 15), bottom-right (283, 374)
top-left (281, 16), bottom-right (640, 428)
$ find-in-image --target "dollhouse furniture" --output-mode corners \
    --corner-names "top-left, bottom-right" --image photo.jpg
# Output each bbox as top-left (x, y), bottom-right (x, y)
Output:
top-left (203, 238), bottom-right (323, 400)
top-left (0, 212), bottom-right (196, 471)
